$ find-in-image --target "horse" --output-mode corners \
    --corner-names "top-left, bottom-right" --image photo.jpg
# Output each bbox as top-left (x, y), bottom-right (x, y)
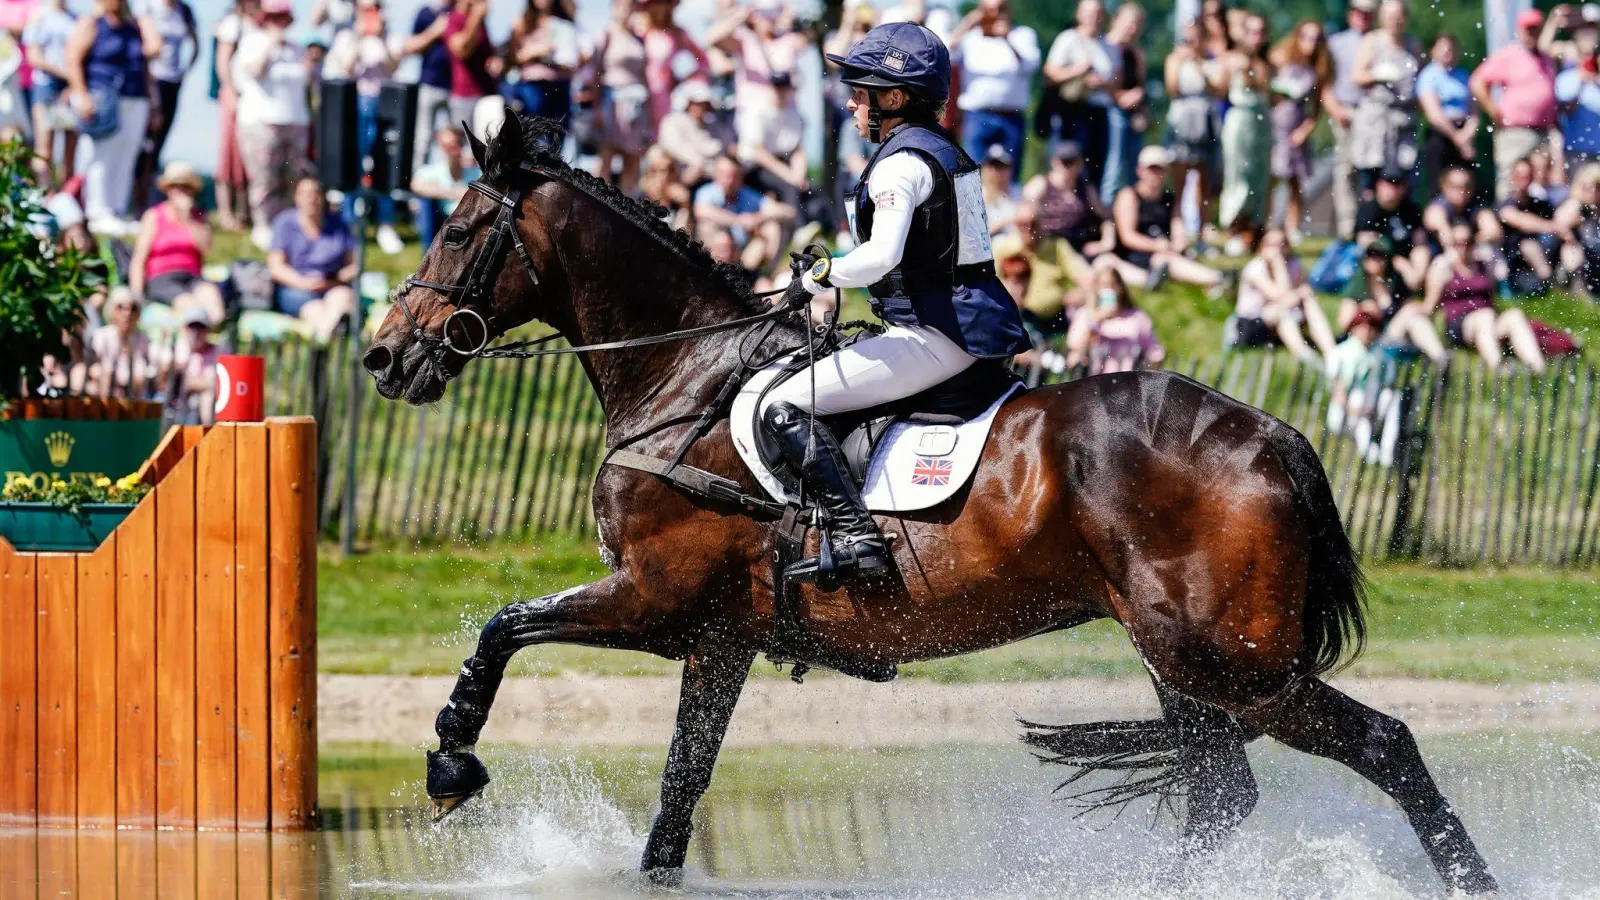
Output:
top-left (361, 114), bottom-right (1497, 894)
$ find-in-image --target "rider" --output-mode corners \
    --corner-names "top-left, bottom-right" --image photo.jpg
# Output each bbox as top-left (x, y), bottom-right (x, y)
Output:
top-left (761, 22), bottom-right (1031, 584)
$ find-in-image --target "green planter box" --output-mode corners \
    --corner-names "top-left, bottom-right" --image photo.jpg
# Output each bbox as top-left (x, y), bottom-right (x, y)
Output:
top-left (0, 502), bottom-right (136, 552)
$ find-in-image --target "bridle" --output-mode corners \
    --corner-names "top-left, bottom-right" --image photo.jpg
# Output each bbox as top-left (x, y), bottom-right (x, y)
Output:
top-left (390, 161), bottom-right (793, 383)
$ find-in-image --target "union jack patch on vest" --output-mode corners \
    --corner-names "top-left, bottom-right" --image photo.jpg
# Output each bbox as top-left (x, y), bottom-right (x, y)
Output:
top-left (911, 457), bottom-right (953, 486)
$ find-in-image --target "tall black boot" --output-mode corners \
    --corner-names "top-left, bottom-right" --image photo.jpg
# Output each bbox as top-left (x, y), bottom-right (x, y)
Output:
top-left (762, 402), bottom-right (891, 584)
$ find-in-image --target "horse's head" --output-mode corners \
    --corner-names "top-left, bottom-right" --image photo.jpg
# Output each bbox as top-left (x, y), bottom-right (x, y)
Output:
top-left (364, 114), bottom-right (558, 404)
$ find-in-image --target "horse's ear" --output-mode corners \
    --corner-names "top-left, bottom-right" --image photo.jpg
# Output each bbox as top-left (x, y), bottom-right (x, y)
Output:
top-left (485, 113), bottom-right (526, 177)
top-left (463, 121), bottom-right (488, 170)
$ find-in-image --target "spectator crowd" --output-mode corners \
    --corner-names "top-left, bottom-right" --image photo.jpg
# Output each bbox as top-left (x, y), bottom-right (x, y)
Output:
top-left (2, 0), bottom-right (1598, 421)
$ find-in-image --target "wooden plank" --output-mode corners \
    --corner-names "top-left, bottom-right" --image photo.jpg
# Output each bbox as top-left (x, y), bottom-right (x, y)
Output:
top-left (78, 831), bottom-right (118, 898)
top-left (35, 829), bottom-right (75, 897)
top-left (156, 448), bottom-right (199, 828)
top-left (0, 829), bottom-right (36, 900)
top-left (156, 832), bottom-right (198, 900)
top-left (235, 423), bottom-right (272, 830)
top-left (197, 426), bottom-right (239, 829)
top-left (268, 417), bottom-right (317, 830)
top-left (237, 832), bottom-right (271, 900)
top-left (116, 493), bottom-right (159, 828)
top-left (197, 833), bottom-right (240, 898)
top-left (117, 831), bottom-right (157, 899)
top-left (35, 553), bottom-right (77, 826)
top-left (135, 425), bottom-right (186, 486)
top-left (0, 544), bottom-right (37, 826)
top-left (77, 536), bottom-right (118, 826)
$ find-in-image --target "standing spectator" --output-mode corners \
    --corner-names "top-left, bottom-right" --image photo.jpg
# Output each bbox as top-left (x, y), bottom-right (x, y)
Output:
top-left (129, 161), bottom-right (224, 324)
top-left (1557, 35), bottom-right (1600, 174)
top-left (1234, 225), bottom-right (1337, 361)
top-left (1268, 18), bottom-right (1330, 241)
top-left (212, 0), bottom-right (257, 232)
top-left (1066, 266), bottom-right (1163, 374)
top-left (1498, 156), bottom-right (1562, 293)
top-left (1472, 8), bottom-right (1559, 200)
top-left (1417, 34), bottom-right (1477, 188)
top-left (1021, 142), bottom-right (1110, 255)
top-left (692, 153), bottom-right (793, 272)
top-left (1350, 0), bottom-right (1420, 189)
top-left (980, 144), bottom-right (1019, 236)
top-left (1356, 167), bottom-right (1431, 289)
top-left (22, 0), bottom-right (79, 186)
top-left (88, 287), bottom-right (158, 398)
top-left (1041, 0), bottom-right (1110, 188)
top-left (232, 0), bottom-right (310, 251)
top-left (947, 0), bottom-right (1037, 178)
top-left (708, 0), bottom-right (805, 153)
top-left (404, 0), bottom-right (453, 169)
top-left (410, 123), bottom-right (478, 246)
top-left (1099, 2), bottom-right (1146, 199)
top-left (324, 0), bottom-right (403, 255)
top-left (657, 81), bottom-right (731, 186)
top-left (267, 176), bottom-right (358, 341)
top-left (444, 0), bottom-right (497, 132)
top-left (1213, 12), bottom-right (1272, 255)
top-left (1424, 222), bottom-right (1546, 374)
top-left (131, 0), bottom-right (196, 211)
top-left (593, 0), bottom-right (652, 193)
top-left (65, 0), bottom-right (158, 234)
top-left (504, 0), bottom-right (578, 127)
top-left (638, 0), bottom-right (706, 133)
top-left (1106, 146), bottom-right (1227, 293)
top-left (1323, 0), bottom-right (1375, 240)
top-left (309, 0), bottom-right (354, 38)
top-left (1165, 18), bottom-right (1219, 233)
top-left (1197, 0), bottom-right (1232, 59)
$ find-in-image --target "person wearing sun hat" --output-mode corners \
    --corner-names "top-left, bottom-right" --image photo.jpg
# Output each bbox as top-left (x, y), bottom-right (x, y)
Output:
top-left (129, 160), bottom-right (226, 326)
top-left (1472, 6), bottom-right (1560, 199)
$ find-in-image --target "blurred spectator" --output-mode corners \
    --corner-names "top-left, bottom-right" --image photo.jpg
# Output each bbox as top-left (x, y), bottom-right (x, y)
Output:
top-left (709, 0), bottom-right (803, 150)
top-left (1423, 165), bottom-right (1502, 250)
top-left (1197, 0), bottom-right (1233, 58)
top-left (1106, 146), bottom-right (1227, 293)
top-left (23, 0), bottom-right (80, 187)
top-left (640, 143), bottom-right (691, 231)
top-left (1041, 0), bottom-right (1110, 188)
top-left (212, 0), bottom-right (259, 232)
top-left (1214, 12), bottom-right (1272, 254)
top-left (503, 0), bottom-right (578, 126)
top-left (980, 144), bottom-right (1018, 236)
top-left (693, 153), bottom-right (792, 271)
top-left (410, 124), bottom-right (479, 246)
top-left (1323, 309), bottom-right (1392, 464)
top-left (737, 71), bottom-right (809, 209)
top-left (1350, 0), bottom-right (1419, 189)
top-left (594, 0), bottom-right (654, 193)
top-left (65, 0), bottom-right (158, 233)
top-left (704, 224), bottom-right (757, 287)
top-left (1557, 39), bottom-right (1600, 175)
top-left (1424, 222), bottom-right (1546, 373)
top-left (164, 306), bottom-right (219, 424)
top-left (267, 176), bottom-right (357, 341)
top-left (1100, 3), bottom-right (1146, 198)
top-left (1528, 145), bottom-right (1568, 206)
top-left (1355, 168), bottom-right (1430, 289)
top-left (404, 0), bottom-right (453, 167)
top-left (996, 202), bottom-right (1093, 345)
top-left (309, 0), bottom-right (355, 36)
top-left (1417, 34), bottom-right (1477, 188)
top-left (1324, 0), bottom-right (1376, 240)
top-left (1555, 162), bottom-right (1600, 296)
top-left (1498, 156), bottom-right (1562, 293)
top-left (1235, 226), bottom-right (1336, 361)
top-left (1021, 142), bottom-right (1110, 254)
top-left (657, 80), bottom-right (731, 186)
top-left (129, 161), bottom-right (224, 324)
top-left (444, 0), bottom-right (498, 132)
top-left (131, 0), bottom-right (198, 209)
top-left (233, 0), bottom-right (311, 251)
top-left (1065, 266), bottom-right (1162, 374)
top-left (1269, 19), bottom-right (1329, 241)
top-left (324, 0), bottom-right (403, 254)
top-left (637, 0), bottom-right (707, 133)
top-left (1339, 242), bottom-right (1449, 363)
top-left (88, 287), bottom-right (158, 398)
top-left (1472, 8), bottom-right (1559, 200)
top-left (1164, 18), bottom-right (1219, 232)
top-left (948, 0), bottom-right (1037, 179)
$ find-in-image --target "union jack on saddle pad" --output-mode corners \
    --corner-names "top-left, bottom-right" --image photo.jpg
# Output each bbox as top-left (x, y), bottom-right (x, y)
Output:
top-left (911, 457), bottom-right (953, 486)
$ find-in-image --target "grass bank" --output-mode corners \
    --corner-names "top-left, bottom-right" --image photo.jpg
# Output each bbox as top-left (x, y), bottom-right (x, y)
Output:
top-left (318, 540), bottom-right (1600, 683)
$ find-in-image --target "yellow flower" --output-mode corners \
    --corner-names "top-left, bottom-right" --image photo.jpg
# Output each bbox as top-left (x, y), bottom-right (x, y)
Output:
top-left (94, 476), bottom-right (112, 488)
top-left (51, 479), bottom-right (67, 491)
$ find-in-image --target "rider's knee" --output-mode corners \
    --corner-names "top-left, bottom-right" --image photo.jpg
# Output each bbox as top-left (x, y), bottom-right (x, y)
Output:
top-left (761, 399), bottom-right (807, 433)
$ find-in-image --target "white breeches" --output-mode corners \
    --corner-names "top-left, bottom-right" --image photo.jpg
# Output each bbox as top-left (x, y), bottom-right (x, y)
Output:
top-left (761, 324), bottom-right (977, 418)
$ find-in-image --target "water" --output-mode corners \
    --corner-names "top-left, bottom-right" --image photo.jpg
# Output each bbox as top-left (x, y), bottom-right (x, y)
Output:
top-left (4, 734), bottom-right (1598, 898)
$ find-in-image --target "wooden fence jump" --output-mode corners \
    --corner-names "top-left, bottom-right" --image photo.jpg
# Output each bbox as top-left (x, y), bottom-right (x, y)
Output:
top-left (0, 417), bottom-right (317, 831)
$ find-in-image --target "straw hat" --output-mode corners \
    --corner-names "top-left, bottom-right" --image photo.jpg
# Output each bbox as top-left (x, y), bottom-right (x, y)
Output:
top-left (157, 161), bottom-right (203, 193)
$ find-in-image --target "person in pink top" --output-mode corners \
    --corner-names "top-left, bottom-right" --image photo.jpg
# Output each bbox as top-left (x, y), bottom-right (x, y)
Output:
top-left (0, 0), bottom-right (39, 94)
top-left (1065, 267), bottom-right (1165, 375)
top-left (637, 0), bottom-right (706, 132)
top-left (128, 161), bottom-right (225, 325)
top-left (706, 0), bottom-right (806, 141)
top-left (1472, 8), bottom-right (1560, 199)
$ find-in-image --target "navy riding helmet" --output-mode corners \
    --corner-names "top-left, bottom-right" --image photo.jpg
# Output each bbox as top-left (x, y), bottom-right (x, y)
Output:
top-left (826, 22), bottom-right (951, 102)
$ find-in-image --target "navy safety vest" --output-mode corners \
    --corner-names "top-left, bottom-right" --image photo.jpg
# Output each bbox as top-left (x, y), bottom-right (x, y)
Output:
top-left (849, 123), bottom-right (1031, 359)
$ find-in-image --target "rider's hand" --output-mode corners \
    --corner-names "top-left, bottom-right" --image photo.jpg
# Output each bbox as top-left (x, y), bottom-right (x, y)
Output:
top-left (779, 275), bottom-right (812, 310)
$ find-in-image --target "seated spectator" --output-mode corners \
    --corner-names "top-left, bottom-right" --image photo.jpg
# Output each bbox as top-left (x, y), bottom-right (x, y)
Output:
top-left (87, 288), bottom-right (158, 399)
top-left (1498, 156), bottom-right (1563, 293)
top-left (704, 225), bottom-right (759, 289)
top-left (1554, 161), bottom-right (1600, 296)
top-left (1235, 226), bottom-right (1338, 361)
top-left (980, 145), bottom-right (1020, 236)
top-left (164, 306), bottom-right (221, 424)
top-left (1528, 145), bottom-right (1568, 206)
top-left (1103, 146), bottom-right (1227, 294)
top-left (640, 144), bottom-right (692, 232)
top-left (1065, 267), bottom-right (1163, 375)
top-left (994, 202), bottom-right (1094, 346)
top-left (266, 176), bottom-right (358, 341)
top-left (1424, 223), bottom-right (1546, 374)
top-left (128, 162), bottom-right (226, 326)
top-left (1324, 310), bottom-right (1401, 466)
top-left (1355, 167), bottom-right (1431, 290)
top-left (693, 154), bottom-right (794, 272)
top-left (656, 81), bottom-right (732, 187)
top-left (1339, 243), bottom-right (1449, 364)
top-left (411, 125), bottom-right (481, 248)
top-left (1423, 166), bottom-right (1502, 251)
top-left (738, 72), bottom-right (827, 238)
top-left (1021, 142), bottom-right (1112, 254)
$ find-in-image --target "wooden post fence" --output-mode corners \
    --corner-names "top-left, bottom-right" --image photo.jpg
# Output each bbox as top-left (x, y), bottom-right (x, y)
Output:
top-left (0, 417), bottom-right (318, 830)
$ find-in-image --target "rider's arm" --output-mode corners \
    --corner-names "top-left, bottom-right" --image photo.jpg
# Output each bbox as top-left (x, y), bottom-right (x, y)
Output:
top-left (803, 152), bottom-right (935, 294)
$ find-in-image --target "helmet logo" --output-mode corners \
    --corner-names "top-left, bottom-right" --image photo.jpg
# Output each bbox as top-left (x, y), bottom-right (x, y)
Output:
top-left (883, 47), bottom-right (909, 72)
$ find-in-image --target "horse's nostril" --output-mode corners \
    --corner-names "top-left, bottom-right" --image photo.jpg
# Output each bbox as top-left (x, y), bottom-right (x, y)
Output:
top-left (363, 345), bottom-right (395, 376)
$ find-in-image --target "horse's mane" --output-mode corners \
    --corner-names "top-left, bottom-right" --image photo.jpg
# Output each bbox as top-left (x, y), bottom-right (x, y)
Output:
top-left (491, 114), bottom-right (767, 317)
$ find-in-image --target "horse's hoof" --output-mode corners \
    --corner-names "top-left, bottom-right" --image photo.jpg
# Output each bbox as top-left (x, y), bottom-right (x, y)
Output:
top-left (426, 749), bottom-right (490, 823)
top-left (643, 866), bottom-right (684, 888)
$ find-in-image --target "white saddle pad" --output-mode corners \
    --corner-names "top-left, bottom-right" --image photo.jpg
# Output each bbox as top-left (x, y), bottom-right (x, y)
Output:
top-left (729, 358), bottom-right (1022, 513)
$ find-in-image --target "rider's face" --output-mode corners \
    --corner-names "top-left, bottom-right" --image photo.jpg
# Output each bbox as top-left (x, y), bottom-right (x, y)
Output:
top-left (847, 87), bottom-right (905, 139)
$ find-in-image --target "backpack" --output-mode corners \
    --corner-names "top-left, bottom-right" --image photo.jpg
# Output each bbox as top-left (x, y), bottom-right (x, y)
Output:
top-left (1309, 240), bottom-right (1361, 295)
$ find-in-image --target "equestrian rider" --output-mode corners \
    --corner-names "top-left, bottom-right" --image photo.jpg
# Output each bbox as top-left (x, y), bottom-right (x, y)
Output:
top-left (761, 22), bottom-right (1031, 584)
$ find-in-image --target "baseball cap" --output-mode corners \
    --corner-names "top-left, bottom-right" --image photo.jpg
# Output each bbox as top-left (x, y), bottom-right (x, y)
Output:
top-left (1347, 310), bottom-right (1382, 331)
top-left (826, 22), bottom-right (951, 102)
top-left (1518, 7), bottom-right (1545, 30)
top-left (1379, 164), bottom-right (1412, 184)
top-left (1053, 141), bottom-right (1084, 162)
top-left (1349, 0), bottom-right (1378, 12)
top-left (1138, 145), bottom-right (1172, 169)
top-left (983, 144), bottom-right (1015, 167)
top-left (182, 306), bottom-right (212, 328)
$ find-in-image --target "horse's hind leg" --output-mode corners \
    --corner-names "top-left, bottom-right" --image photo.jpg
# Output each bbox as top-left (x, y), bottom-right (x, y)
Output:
top-left (1156, 686), bottom-right (1260, 850)
top-left (640, 638), bottom-right (756, 883)
top-left (1242, 678), bottom-right (1497, 894)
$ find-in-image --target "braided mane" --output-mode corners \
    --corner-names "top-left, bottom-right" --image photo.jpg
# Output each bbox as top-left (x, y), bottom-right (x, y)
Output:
top-left (489, 114), bottom-right (767, 316)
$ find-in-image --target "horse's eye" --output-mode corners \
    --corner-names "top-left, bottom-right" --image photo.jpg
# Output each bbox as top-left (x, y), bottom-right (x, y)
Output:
top-left (441, 226), bottom-right (468, 248)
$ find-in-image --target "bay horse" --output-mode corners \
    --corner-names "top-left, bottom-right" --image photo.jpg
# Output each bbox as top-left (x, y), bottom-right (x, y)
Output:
top-left (362, 115), bottom-right (1496, 893)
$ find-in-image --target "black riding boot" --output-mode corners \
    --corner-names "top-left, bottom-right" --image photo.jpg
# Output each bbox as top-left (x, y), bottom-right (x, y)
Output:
top-left (762, 402), bottom-right (891, 584)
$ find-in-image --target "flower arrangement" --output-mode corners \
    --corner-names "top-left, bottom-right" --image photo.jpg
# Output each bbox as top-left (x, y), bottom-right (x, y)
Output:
top-left (1, 473), bottom-right (150, 512)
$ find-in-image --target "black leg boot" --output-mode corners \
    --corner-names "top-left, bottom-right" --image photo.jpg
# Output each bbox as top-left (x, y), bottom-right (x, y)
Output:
top-left (762, 402), bottom-right (892, 585)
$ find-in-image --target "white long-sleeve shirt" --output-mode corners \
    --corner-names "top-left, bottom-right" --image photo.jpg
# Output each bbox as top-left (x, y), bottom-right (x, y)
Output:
top-left (804, 151), bottom-right (934, 295)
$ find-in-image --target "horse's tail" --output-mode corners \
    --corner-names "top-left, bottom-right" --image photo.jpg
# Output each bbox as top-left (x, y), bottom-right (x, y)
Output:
top-left (1266, 423), bottom-right (1367, 678)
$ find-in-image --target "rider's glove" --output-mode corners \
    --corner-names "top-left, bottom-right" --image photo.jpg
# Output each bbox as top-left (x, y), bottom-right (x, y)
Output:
top-left (780, 275), bottom-right (812, 310)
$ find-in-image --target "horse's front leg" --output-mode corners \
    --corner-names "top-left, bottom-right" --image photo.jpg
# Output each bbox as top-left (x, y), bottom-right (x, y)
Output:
top-left (640, 637), bottom-right (756, 883)
top-left (427, 573), bottom-right (647, 820)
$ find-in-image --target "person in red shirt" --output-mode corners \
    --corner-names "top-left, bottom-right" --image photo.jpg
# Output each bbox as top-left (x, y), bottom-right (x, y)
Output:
top-left (443, 0), bottom-right (499, 132)
top-left (1471, 8), bottom-right (1560, 199)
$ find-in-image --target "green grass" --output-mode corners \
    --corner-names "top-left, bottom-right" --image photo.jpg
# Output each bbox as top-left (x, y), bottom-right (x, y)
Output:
top-left (318, 541), bottom-right (1600, 683)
